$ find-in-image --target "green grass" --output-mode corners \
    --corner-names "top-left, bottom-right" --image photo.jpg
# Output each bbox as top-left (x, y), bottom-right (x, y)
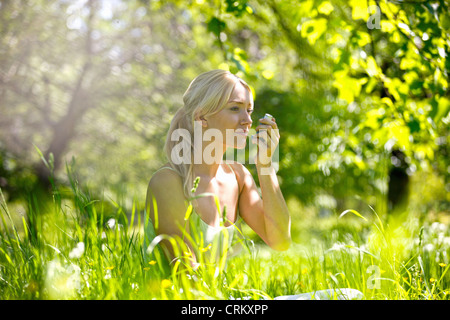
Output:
top-left (0, 162), bottom-right (449, 300)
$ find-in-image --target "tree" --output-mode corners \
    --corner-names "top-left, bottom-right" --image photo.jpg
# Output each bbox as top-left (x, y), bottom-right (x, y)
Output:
top-left (0, 0), bottom-right (448, 217)
top-left (197, 0), bottom-right (449, 213)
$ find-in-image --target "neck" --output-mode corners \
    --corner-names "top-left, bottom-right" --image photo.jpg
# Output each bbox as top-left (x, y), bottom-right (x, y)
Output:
top-left (193, 162), bottom-right (222, 179)
top-left (193, 140), bottom-right (227, 179)
top-left (191, 123), bottom-right (229, 178)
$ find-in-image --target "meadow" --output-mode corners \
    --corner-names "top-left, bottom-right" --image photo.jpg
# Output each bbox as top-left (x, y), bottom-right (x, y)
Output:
top-left (0, 161), bottom-right (449, 300)
top-left (1, 0), bottom-right (449, 303)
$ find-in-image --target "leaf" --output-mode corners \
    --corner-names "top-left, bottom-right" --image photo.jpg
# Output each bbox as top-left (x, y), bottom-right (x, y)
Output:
top-left (225, 0), bottom-right (249, 17)
top-left (318, 1), bottom-right (334, 15)
top-left (33, 144), bottom-right (49, 169)
top-left (386, 120), bottom-right (411, 150)
top-left (207, 17), bottom-right (226, 38)
top-left (431, 96), bottom-right (450, 124)
top-left (83, 200), bottom-right (99, 208)
top-left (214, 195), bottom-right (221, 216)
top-left (356, 31), bottom-right (371, 47)
top-left (0, 247), bottom-right (13, 265)
top-left (365, 56), bottom-right (382, 77)
top-left (437, 263), bottom-right (450, 283)
top-left (230, 54), bottom-right (249, 73)
top-left (383, 77), bottom-right (408, 102)
top-left (345, 244), bottom-right (379, 260)
top-left (262, 70), bottom-right (274, 80)
top-left (406, 117), bottom-right (420, 133)
top-left (399, 57), bottom-right (418, 70)
top-left (22, 216), bottom-right (29, 240)
top-left (349, 0), bottom-right (369, 21)
top-left (380, 20), bottom-right (396, 33)
top-left (230, 47), bottom-right (249, 73)
top-left (332, 69), bottom-right (364, 104)
top-left (46, 244), bottom-right (62, 255)
top-left (364, 77), bottom-right (378, 93)
top-left (418, 255), bottom-right (431, 294)
top-left (381, 97), bottom-right (394, 109)
top-left (300, 18), bottom-right (327, 45)
top-left (184, 203), bottom-right (193, 221)
top-left (368, 205), bottom-right (385, 234)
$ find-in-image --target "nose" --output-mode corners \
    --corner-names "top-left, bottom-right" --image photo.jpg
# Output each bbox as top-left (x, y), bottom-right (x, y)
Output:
top-left (241, 110), bottom-right (253, 126)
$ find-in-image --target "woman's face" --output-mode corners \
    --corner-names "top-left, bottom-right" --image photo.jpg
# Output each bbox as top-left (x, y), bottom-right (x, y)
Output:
top-left (203, 81), bottom-right (254, 149)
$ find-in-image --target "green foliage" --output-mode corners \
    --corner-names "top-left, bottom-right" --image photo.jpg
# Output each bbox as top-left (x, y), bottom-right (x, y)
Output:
top-left (0, 0), bottom-right (449, 300)
top-left (1, 0), bottom-right (448, 212)
top-left (195, 0), bottom-right (449, 213)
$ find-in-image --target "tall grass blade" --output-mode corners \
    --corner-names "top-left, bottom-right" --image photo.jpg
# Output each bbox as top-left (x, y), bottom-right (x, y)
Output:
top-left (339, 209), bottom-right (368, 221)
top-left (368, 205), bottom-right (385, 233)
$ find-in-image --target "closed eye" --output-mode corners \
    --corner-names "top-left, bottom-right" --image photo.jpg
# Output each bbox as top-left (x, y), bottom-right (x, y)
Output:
top-left (230, 107), bottom-right (253, 114)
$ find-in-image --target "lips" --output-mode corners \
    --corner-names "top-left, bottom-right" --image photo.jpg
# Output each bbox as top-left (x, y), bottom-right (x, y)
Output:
top-left (235, 129), bottom-right (248, 136)
top-left (234, 130), bottom-right (248, 138)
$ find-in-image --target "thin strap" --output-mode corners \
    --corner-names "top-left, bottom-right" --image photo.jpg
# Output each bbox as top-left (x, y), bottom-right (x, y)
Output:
top-left (224, 162), bottom-right (241, 220)
top-left (153, 165), bottom-right (181, 176)
top-left (225, 162), bottom-right (243, 195)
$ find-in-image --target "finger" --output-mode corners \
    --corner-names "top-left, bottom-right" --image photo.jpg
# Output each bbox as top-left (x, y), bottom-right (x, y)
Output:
top-left (255, 126), bottom-right (280, 141)
top-left (259, 117), bottom-right (278, 130)
top-left (255, 124), bottom-right (272, 132)
top-left (254, 131), bottom-right (278, 150)
top-left (251, 133), bottom-right (266, 147)
top-left (263, 132), bottom-right (279, 150)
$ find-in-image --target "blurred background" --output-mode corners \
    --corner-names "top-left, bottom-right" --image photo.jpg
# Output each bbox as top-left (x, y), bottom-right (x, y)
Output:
top-left (0, 0), bottom-right (448, 239)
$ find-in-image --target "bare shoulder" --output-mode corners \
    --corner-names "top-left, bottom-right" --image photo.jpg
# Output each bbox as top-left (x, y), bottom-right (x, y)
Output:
top-left (147, 166), bottom-right (183, 198)
top-left (227, 161), bottom-right (250, 176)
top-left (226, 161), bottom-right (254, 191)
top-left (147, 169), bottom-right (184, 202)
top-left (146, 166), bottom-right (188, 229)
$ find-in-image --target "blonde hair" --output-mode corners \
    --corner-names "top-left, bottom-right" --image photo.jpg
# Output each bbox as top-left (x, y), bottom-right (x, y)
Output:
top-left (164, 69), bottom-right (251, 199)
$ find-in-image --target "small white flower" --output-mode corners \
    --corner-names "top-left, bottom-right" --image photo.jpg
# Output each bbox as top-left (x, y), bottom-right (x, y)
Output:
top-left (69, 242), bottom-right (85, 259)
top-left (107, 218), bottom-right (116, 229)
top-left (438, 233), bottom-right (445, 245)
top-left (431, 222), bottom-right (446, 234)
top-left (443, 237), bottom-right (450, 248)
top-left (329, 242), bottom-right (346, 251)
top-left (106, 218), bottom-right (123, 231)
top-left (44, 259), bottom-right (81, 299)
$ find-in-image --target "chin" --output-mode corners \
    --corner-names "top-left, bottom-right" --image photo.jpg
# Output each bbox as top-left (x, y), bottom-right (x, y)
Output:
top-left (226, 134), bottom-right (248, 150)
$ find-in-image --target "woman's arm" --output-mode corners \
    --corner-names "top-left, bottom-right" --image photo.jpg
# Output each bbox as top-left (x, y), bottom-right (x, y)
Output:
top-left (233, 115), bottom-right (291, 251)
top-left (256, 163), bottom-right (291, 251)
top-left (233, 162), bottom-right (291, 251)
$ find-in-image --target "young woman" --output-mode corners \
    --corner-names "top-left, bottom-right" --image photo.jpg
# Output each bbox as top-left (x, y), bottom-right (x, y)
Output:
top-left (145, 70), bottom-right (362, 300)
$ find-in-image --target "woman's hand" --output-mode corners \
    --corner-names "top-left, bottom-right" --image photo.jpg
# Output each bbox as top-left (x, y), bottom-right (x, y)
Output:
top-left (252, 115), bottom-right (280, 167)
